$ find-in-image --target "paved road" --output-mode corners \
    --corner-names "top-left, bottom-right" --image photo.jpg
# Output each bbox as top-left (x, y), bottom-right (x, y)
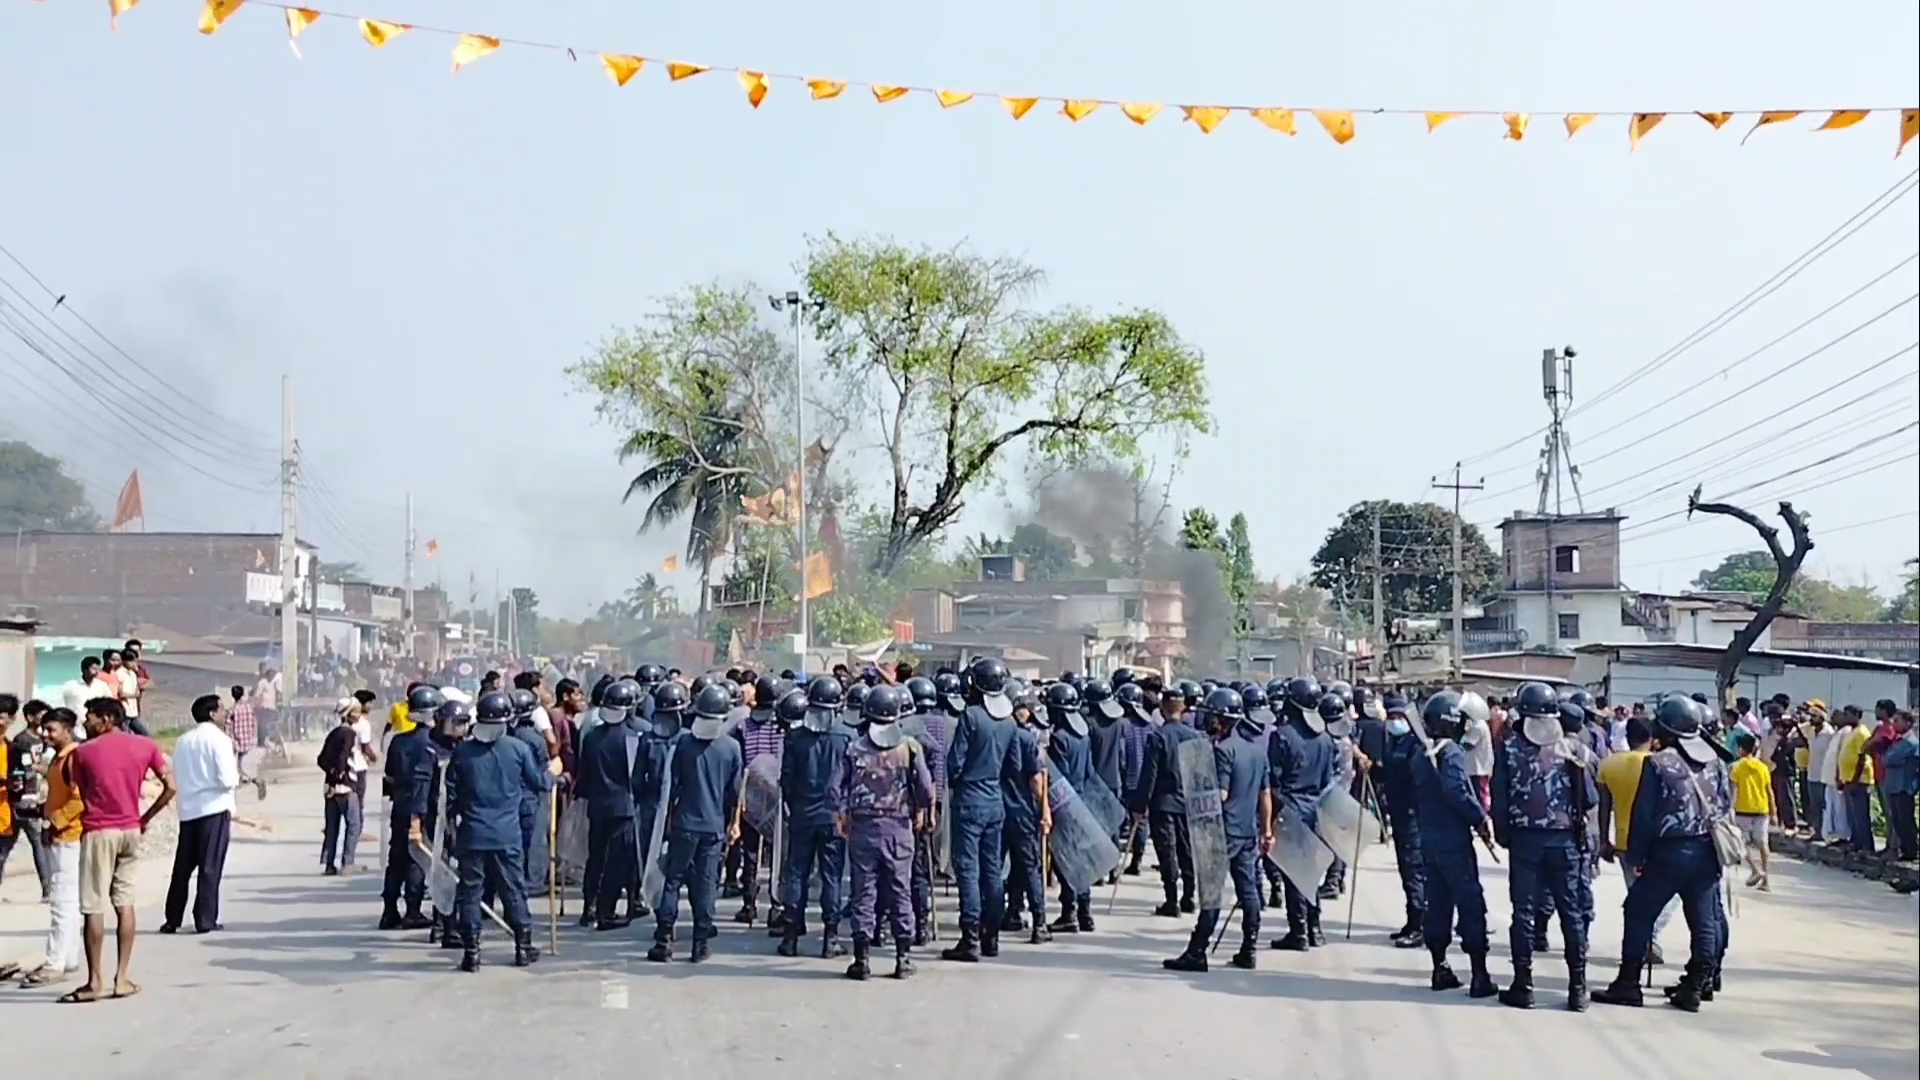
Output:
top-left (1, 771), bottom-right (1913, 1080)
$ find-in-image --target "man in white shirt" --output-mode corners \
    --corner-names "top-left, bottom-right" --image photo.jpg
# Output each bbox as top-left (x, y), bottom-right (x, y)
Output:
top-left (162, 694), bottom-right (241, 934)
top-left (254, 667), bottom-right (282, 748)
top-left (61, 657), bottom-right (119, 724)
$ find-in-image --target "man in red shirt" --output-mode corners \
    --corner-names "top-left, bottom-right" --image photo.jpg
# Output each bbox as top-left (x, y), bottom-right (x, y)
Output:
top-left (63, 698), bottom-right (175, 1004)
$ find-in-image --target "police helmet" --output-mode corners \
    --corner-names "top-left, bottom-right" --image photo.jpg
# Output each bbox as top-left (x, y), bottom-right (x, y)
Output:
top-left (1558, 701), bottom-right (1587, 736)
top-left (1514, 681), bottom-right (1559, 718)
top-left (1111, 667), bottom-right (1135, 687)
top-left (1284, 677), bottom-right (1322, 712)
top-left (1082, 677), bottom-right (1123, 720)
top-left (806, 676), bottom-right (845, 710)
top-left (1327, 680), bottom-right (1353, 703)
top-left (1240, 682), bottom-right (1269, 712)
top-left (407, 684), bottom-right (447, 715)
top-left (725, 679), bottom-right (746, 707)
top-left (1061, 670), bottom-right (1085, 690)
top-left (433, 698), bottom-right (472, 726)
top-left (905, 676), bottom-right (939, 714)
top-left (863, 684), bottom-right (907, 723)
top-left (932, 671), bottom-right (966, 713)
top-left (1043, 681), bottom-right (1081, 712)
top-left (753, 674), bottom-right (783, 710)
top-left (476, 690), bottom-right (515, 722)
top-left (968, 656), bottom-right (1011, 696)
top-left (1458, 691), bottom-right (1493, 727)
top-left (1566, 689), bottom-right (1595, 713)
top-left (845, 682), bottom-right (871, 713)
top-left (1114, 681), bottom-right (1148, 718)
top-left (1316, 693), bottom-right (1347, 722)
top-left (775, 687), bottom-right (810, 727)
top-left (1176, 679), bottom-right (1204, 707)
top-left (651, 681), bottom-right (691, 715)
top-left (601, 679), bottom-right (641, 711)
top-left (634, 663), bottom-right (667, 687)
top-left (507, 688), bottom-right (538, 719)
top-left (1653, 694), bottom-right (1702, 739)
top-left (689, 672), bottom-right (719, 696)
top-left (1422, 691), bottom-right (1465, 739)
top-left (1202, 686), bottom-right (1246, 721)
top-left (687, 684), bottom-right (729, 721)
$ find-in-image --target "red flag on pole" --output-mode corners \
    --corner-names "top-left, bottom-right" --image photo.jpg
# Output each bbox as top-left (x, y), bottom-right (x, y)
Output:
top-left (109, 470), bottom-right (144, 532)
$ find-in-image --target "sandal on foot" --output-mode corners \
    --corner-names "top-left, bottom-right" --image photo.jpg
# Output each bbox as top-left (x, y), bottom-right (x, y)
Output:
top-left (57, 986), bottom-right (105, 1004)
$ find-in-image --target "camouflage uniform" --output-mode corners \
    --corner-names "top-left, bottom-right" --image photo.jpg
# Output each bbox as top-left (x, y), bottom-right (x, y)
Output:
top-left (831, 734), bottom-right (936, 955)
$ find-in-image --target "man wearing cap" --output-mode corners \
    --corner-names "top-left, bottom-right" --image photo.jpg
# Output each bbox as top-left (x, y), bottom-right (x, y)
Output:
top-left (1592, 695), bottom-right (1732, 1012)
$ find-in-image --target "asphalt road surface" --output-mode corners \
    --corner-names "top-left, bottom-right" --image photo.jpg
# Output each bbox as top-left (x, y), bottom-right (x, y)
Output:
top-left (2, 770), bottom-right (1913, 1080)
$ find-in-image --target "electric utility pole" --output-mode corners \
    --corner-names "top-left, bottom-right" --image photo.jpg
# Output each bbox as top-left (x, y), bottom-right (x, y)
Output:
top-left (278, 375), bottom-right (300, 684)
top-left (769, 289), bottom-right (826, 665)
top-left (1433, 463), bottom-right (1484, 684)
top-left (403, 491), bottom-right (415, 658)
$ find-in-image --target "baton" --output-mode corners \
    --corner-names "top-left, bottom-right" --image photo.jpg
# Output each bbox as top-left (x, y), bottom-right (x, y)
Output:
top-left (547, 787), bottom-right (559, 956)
top-left (1107, 818), bottom-right (1140, 915)
top-left (1345, 774), bottom-right (1376, 941)
top-left (925, 833), bottom-right (940, 939)
top-left (1476, 828), bottom-right (1503, 865)
top-left (1209, 901), bottom-right (1240, 956)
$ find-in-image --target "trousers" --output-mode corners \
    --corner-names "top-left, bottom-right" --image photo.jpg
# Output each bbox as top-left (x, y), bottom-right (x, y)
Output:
top-left (1506, 829), bottom-right (1586, 971)
top-left (41, 841), bottom-right (81, 973)
top-left (455, 847), bottom-right (530, 938)
top-left (165, 811), bottom-right (232, 932)
top-left (322, 791), bottom-right (364, 870)
top-left (1147, 809), bottom-right (1195, 906)
top-left (950, 812), bottom-right (1006, 933)
top-left (1771, 770), bottom-right (1798, 830)
top-left (1619, 859), bottom-right (1677, 944)
top-left (1844, 785), bottom-right (1876, 854)
top-left (655, 830), bottom-right (724, 943)
top-left (911, 826), bottom-right (937, 936)
top-left (1387, 810), bottom-right (1425, 916)
top-left (1421, 845), bottom-right (1488, 955)
top-left (522, 792), bottom-right (551, 896)
top-left (1889, 791), bottom-right (1918, 861)
top-left (1002, 816), bottom-right (1046, 922)
top-left (781, 822), bottom-right (846, 936)
top-left (728, 820), bottom-right (767, 903)
top-left (380, 811), bottom-right (426, 911)
top-left (1622, 837), bottom-right (1720, 977)
top-left (590, 816), bottom-right (639, 920)
top-left (1188, 836), bottom-right (1262, 955)
top-left (848, 817), bottom-right (914, 946)
top-left (1806, 781), bottom-right (1829, 838)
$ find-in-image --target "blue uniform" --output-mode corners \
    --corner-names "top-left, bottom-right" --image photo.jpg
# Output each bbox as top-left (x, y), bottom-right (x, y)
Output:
top-left (1133, 717), bottom-right (1204, 910)
top-left (1383, 730), bottom-right (1426, 922)
top-left (1185, 725), bottom-right (1270, 957)
top-left (1049, 720), bottom-right (1096, 916)
top-left (654, 732), bottom-right (743, 947)
top-left (909, 710), bottom-right (954, 941)
top-left (1410, 740), bottom-right (1489, 958)
top-left (506, 721), bottom-right (551, 896)
top-left (380, 727), bottom-right (436, 916)
top-left (945, 704), bottom-right (1022, 937)
top-left (1491, 730), bottom-right (1597, 976)
top-left (447, 735), bottom-right (551, 941)
top-left (1267, 713), bottom-right (1335, 931)
top-left (1623, 748), bottom-right (1731, 981)
top-left (779, 725), bottom-right (852, 940)
top-left (1000, 724), bottom-right (1047, 927)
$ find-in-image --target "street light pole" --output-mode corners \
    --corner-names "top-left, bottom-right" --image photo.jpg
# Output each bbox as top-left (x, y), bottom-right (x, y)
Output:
top-left (770, 290), bottom-right (826, 667)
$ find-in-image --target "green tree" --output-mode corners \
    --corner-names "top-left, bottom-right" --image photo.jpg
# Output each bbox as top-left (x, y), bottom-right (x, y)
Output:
top-left (0, 441), bottom-right (100, 531)
top-left (1887, 557), bottom-right (1919, 622)
top-left (1180, 507), bottom-right (1224, 553)
top-left (510, 587), bottom-right (539, 651)
top-left (1225, 512), bottom-right (1257, 650)
top-left (813, 593), bottom-right (887, 646)
top-left (1691, 551), bottom-right (1778, 596)
top-left (1309, 500), bottom-right (1499, 615)
top-left (1693, 551), bottom-right (1890, 621)
top-left (804, 235), bottom-right (1211, 577)
top-left (960, 523), bottom-right (1078, 579)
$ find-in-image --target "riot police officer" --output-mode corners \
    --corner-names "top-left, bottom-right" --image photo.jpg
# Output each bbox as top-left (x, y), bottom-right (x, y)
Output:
top-left (379, 684), bottom-right (444, 931)
top-left (1130, 680), bottom-right (1203, 918)
top-left (1381, 693), bottom-right (1427, 947)
top-left (1044, 681), bottom-right (1097, 934)
top-left (833, 685), bottom-right (935, 980)
top-left (1164, 687), bottom-right (1271, 973)
top-left (1267, 680), bottom-right (1334, 950)
top-left (576, 679), bottom-right (646, 929)
top-left (1411, 691), bottom-right (1497, 998)
top-left (941, 656), bottom-right (1026, 963)
top-left (777, 676), bottom-right (853, 958)
top-left (448, 691), bottom-right (551, 971)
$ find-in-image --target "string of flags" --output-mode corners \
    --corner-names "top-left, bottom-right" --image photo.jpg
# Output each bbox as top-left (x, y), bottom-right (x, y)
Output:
top-left (77, 0), bottom-right (1920, 154)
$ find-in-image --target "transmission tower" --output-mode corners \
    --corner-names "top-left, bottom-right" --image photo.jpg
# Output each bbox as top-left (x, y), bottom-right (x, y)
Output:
top-left (1536, 346), bottom-right (1587, 515)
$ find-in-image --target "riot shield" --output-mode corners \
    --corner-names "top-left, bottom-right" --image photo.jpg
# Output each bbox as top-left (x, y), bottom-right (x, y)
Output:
top-left (1272, 814), bottom-right (1336, 907)
top-left (640, 736), bottom-right (678, 903)
top-left (1314, 782), bottom-right (1376, 865)
top-left (427, 760), bottom-right (456, 912)
top-left (1042, 759), bottom-right (1122, 895)
top-left (1175, 737), bottom-right (1229, 910)
top-left (1079, 774), bottom-right (1128, 836)
top-left (557, 798), bottom-right (590, 878)
top-left (743, 754), bottom-right (783, 836)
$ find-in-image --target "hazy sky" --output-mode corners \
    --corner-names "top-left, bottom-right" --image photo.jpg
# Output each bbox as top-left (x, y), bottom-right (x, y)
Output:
top-left (3, 0), bottom-right (1916, 617)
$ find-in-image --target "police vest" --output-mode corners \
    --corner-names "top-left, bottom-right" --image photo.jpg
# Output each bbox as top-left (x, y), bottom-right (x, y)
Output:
top-left (1647, 748), bottom-right (1730, 841)
top-left (1501, 737), bottom-right (1578, 831)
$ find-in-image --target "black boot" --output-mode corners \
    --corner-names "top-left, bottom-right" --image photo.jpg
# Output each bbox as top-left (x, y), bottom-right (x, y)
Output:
top-left (400, 910), bottom-right (432, 931)
top-left (578, 909), bottom-right (596, 929)
top-left (458, 933), bottom-right (481, 973)
top-left (1162, 946), bottom-right (1208, 972)
top-left (690, 938), bottom-right (711, 964)
top-left (1591, 960), bottom-right (1646, 1008)
top-left (1029, 923), bottom-right (1052, 945)
top-left (1430, 945), bottom-right (1462, 991)
top-left (941, 927), bottom-right (981, 963)
top-left (1124, 851), bottom-right (1143, 876)
top-left (1567, 958), bottom-right (1589, 1012)
top-left (379, 906), bottom-right (403, 931)
top-left (1229, 945), bottom-right (1256, 970)
top-left (1667, 969), bottom-right (1705, 1013)
top-left (1077, 897), bottom-right (1095, 933)
top-left (440, 915), bottom-right (464, 950)
top-left (1467, 951), bottom-right (1498, 998)
top-left (845, 937), bottom-right (871, 981)
top-left (980, 931), bottom-right (1001, 958)
top-left (1048, 910), bottom-right (1080, 934)
top-left (1270, 923), bottom-right (1309, 952)
top-left (1153, 901), bottom-right (1182, 918)
top-left (1306, 911), bottom-right (1326, 948)
top-left (767, 907), bottom-right (789, 935)
top-left (1499, 963), bottom-right (1536, 1010)
top-left (776, 933), bottom-right (800, 958)
top-left (734, 903), bottom-right (758, 926)
top-left (1268, 883), bottom-right (1284, 907)
top-left (821, 931), bottom-right (847, 959)
top-left (1179, 892), bottom-right (1196, 914)
top-left (514, 929), bottom-right (540, 967)
top-left (646, 940), bottom-right (672, 962)
top-left (891, 941), bottom-right (915, 980)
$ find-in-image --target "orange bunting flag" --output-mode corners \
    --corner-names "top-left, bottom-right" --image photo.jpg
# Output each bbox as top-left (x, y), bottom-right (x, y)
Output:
top-left (1816, 109), bottom-right (1870, 131)
top-left (109, 0), bottom-right (138, 28)
top-left (601, 53), bottom-right (643, 86)
top-left (667, 62), bottom-right (707, 81)
top-left (1742, 111), bottom-right (1802, 143)
top-left (1002, 96), bottom-right (1038, 120)
top-left (197, 0), bottom-right (241, 35)
top-left (359, 18), bottom-right (408, 48)
top-left (1251, 107), bottom-right (1297, 135)
top-left (1313, 109), bottom-right (1355, 144)
top-left (108, 471), bottom-right (144, 533)
top-left (1121, 102), bottom-right (1162, 126)
top-left (423, 539), bottom-right (440, 558)
top-left (1503, 113), bottom-right (1530, 141)
top-left (808, 79), bottom-right (846, 100)
top-left (871, 85), bottom-right (909, 103)
top-left (739, 70), bottom-right (770, 108)
top-left (1564, 113), bottom-right (1596, 138)
top-left (1182, 106), bottom-right (1228, 134)
top-left (936, 90), bottom-right (974, 109)
top-left (452, 34), bottom-right (500, 72)
top-left (662, 554), bottom-right (680, 574)
top-left (284, 6), bottom-right (318, 56)
top-left (1425, 112), bottom-right (1459, 132)
top-left (1696, 112), bottom-right (1733, 129)
top-left (1902, 110), bottom-right (1919, 157)
top-left (1062, 100), bottom-right (1101, 122)
top-left (1629, 112), bottom-right (1665, 150)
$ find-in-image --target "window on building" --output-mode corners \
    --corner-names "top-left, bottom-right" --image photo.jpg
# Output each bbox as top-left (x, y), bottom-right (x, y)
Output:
top-left (1123, 598), bottom-right (1143, 621)
top-left (1557, 612), bottom-right (1581, 640)
top-left (1554, 545), bottom-right (1581, 574)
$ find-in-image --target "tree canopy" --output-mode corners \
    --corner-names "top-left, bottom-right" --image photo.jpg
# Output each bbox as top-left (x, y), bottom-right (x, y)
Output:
top-left (1309, 500), bottom-right (1499, 615)
top-left (804, 235), bottom-right (1211, 576)
top-left (1693, 550), bottom-right (1904, 622)
top-left (963, 523), bottom-right (1079, 580)
top-left (0, 441), bottom-right (100, 532)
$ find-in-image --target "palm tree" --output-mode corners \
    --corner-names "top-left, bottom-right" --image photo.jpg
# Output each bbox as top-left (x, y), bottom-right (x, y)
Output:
top-left (618, 366), bottom-right (758, 628)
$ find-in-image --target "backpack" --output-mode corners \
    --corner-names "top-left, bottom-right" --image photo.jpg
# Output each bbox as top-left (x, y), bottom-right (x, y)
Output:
top-left (1692, 767), bottom-right (1745, 869)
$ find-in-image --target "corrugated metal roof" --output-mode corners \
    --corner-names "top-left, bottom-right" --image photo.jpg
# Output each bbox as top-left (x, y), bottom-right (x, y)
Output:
top-left (1573, 641), bottom-right (1918, 673)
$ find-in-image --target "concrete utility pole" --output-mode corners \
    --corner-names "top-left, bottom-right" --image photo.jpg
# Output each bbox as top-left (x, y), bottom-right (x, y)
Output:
top-left (1370, 509), bottom-right (1384, 657)
top-left (278, 374), bottom-right (299, 684)
top-left (403, 492), bottom-right (415, 658)
top-left (1433, 463), bottom-right (1484, 684)
top-left (769, 289), bottom-right (826, 664)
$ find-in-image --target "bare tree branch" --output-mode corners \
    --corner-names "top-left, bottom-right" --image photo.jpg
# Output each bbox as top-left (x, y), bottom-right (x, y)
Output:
top-left (1687, 494), bottom-right (1814, 703)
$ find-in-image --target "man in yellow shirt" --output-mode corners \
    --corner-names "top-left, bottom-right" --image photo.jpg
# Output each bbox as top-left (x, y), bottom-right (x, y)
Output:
top-left (1730, 732), bottom-right (1776, 890)
top-left (1596, 715), bottom-right (1676, 964)
top-left (1834, 706), bottom-right (1877, 855)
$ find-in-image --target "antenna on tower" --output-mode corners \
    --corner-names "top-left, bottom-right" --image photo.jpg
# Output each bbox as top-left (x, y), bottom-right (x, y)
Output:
top-left (1536, 346), bottom-right (1586, 515)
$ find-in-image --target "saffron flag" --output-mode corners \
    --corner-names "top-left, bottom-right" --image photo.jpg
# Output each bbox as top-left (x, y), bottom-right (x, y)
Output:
top-left (424, 538), bottom-right (440, 558)
top-left (109, 470), bottom-right (144, 532)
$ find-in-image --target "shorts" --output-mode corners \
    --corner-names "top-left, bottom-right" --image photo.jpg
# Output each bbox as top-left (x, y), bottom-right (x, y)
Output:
top-left (1736, 814), bottom-right (1770, 851)
top-left (79, 828), bottom-right (142, 916)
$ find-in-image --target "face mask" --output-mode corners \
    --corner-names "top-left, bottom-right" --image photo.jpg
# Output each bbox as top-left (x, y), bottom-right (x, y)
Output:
top-left (1387, 719), bottom-right (1411, 737)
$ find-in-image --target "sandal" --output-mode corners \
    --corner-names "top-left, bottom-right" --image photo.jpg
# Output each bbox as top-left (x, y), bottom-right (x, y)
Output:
top-left (0, 964), bottom-right (21, 981)
top-left (57, 986), bottom-right (104, 1004)
top-left (19, 968), bottom-right (62, 988)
